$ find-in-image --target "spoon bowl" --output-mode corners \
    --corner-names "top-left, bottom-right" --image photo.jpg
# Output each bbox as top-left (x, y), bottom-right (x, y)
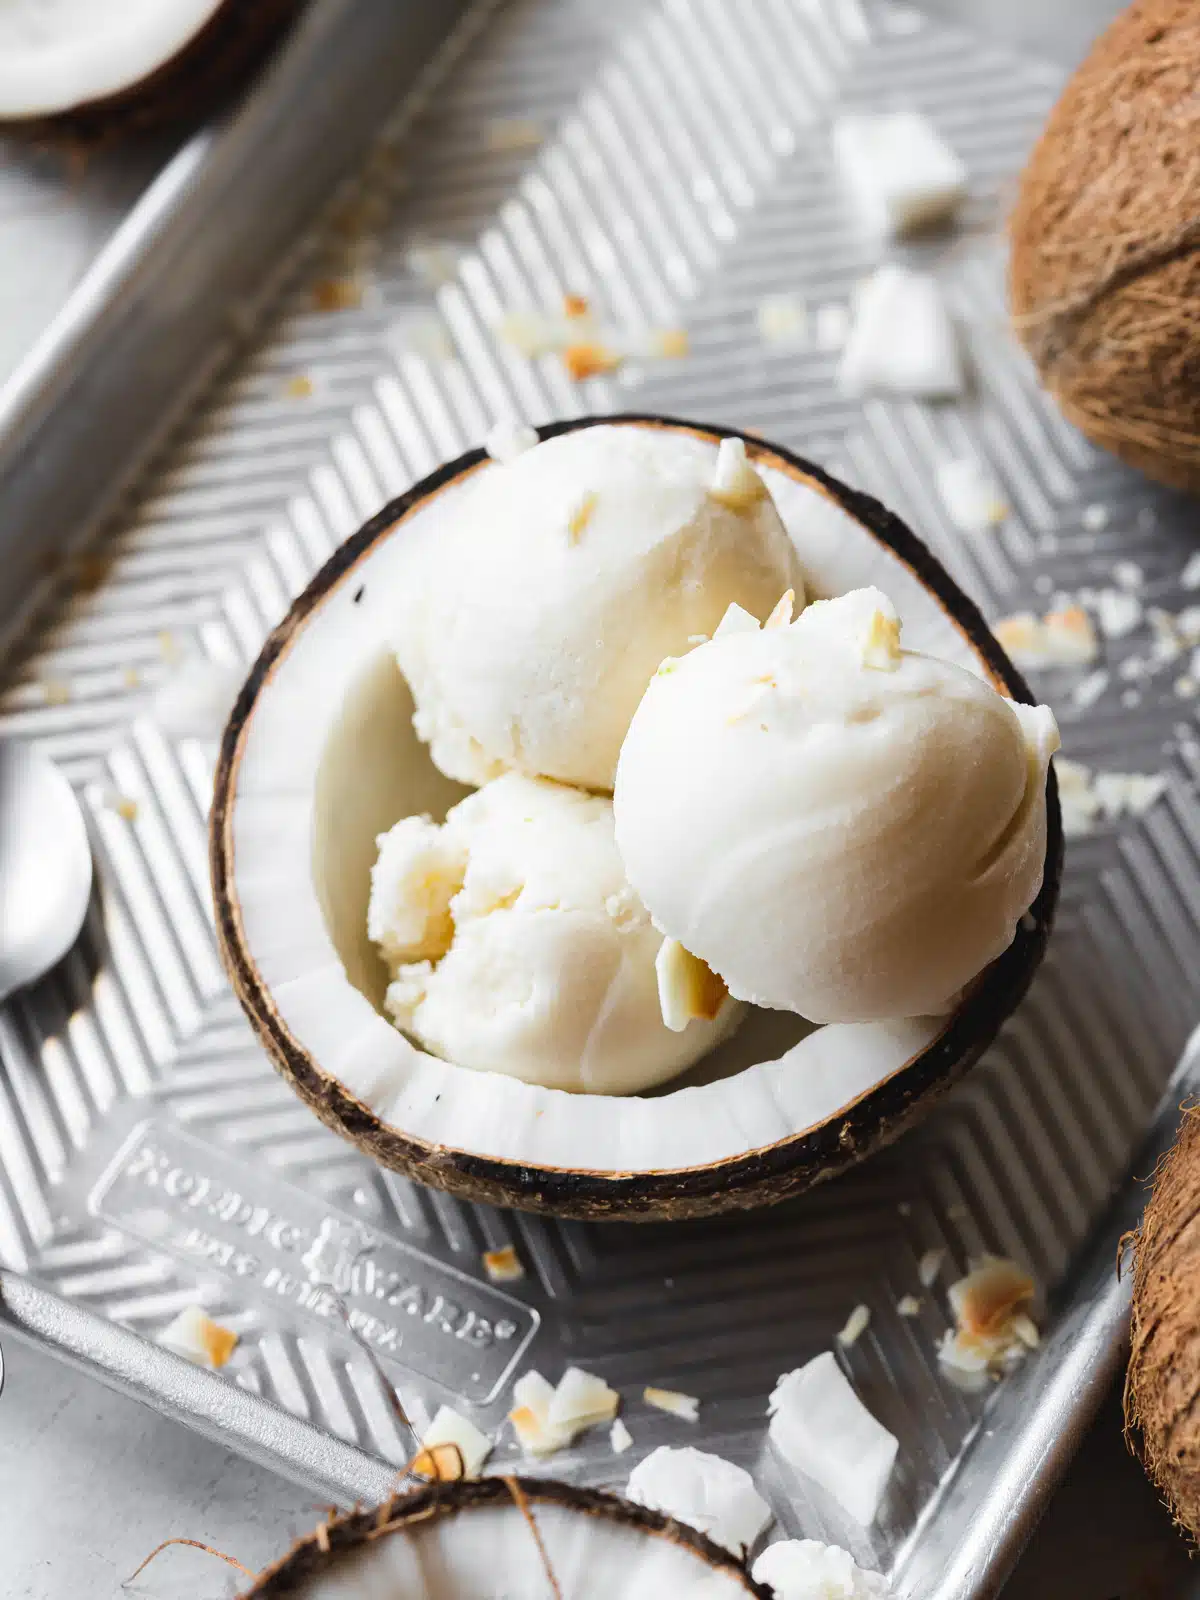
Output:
top-left (0, 741), bottom-right (93, 1002)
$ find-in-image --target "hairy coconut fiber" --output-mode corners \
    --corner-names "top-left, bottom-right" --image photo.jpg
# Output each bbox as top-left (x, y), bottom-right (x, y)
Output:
top-left (1125, 1104), bottom-right (1200, 1539)
top-left (1009, 0), bottom-right (1200, 494)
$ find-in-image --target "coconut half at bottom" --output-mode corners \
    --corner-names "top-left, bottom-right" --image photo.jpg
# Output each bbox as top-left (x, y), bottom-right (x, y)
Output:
top-left (212, 415), bottom-right (1061, 1221)
top-left (243, 1479), bottom-right (767, 1598)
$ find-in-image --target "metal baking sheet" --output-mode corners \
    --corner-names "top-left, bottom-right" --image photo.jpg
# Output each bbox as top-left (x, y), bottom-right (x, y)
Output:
top-left (1, 1), bottom-right (1196, 1594)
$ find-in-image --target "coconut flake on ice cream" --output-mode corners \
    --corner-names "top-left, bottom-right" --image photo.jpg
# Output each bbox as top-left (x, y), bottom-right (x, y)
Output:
top-left (390, 424), bottom-right (804, 791)
top-left (614, 587), bottom-right (1059, 1024)
top-left (368, 773), bottom-right (740, 1093)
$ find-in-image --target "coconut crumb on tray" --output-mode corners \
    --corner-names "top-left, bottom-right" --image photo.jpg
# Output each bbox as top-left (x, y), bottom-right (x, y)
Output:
top-left (1055, 758), bottom-right (1169, 838)
top-left (158, 1305), bottom-right (238, 1370)
top-left (413, 1405), bottom-right (492, 1480)
top-left (509, 1366), bottom-right (619, 1457)
top-left (496, 297), bottom-right (688, 381)
top-left (993, 606), bottom-right (1099, 669)
top-left (481, 1244), bottom-right (524, 1283)
top-left (917, 1247), bottom-right (945, 1289)
top-left (837, 1303), bottom-right (871, 1347)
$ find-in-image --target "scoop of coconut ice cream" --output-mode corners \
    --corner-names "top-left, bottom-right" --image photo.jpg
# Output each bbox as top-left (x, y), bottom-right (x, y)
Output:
top-left (367, 773), bottom-right (739, 1093)
top-left (391, 424), bottom-right (804, 791)
top-left (613, 587), bottom-right (1059, 1024)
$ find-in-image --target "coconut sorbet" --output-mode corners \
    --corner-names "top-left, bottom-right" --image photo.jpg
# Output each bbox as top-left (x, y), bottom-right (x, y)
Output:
top-left (368, 424), bottom-right (1058, 1091)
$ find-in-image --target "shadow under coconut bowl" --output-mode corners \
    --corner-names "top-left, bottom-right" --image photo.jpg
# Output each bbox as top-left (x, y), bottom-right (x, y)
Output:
top-left (211, 415), bottom-right (1062, 1223)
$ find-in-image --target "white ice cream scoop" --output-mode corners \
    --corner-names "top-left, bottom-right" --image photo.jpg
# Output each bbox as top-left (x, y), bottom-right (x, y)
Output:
top-left (391, 423), bottom-right (804, 792)
top-left (613, 588), bottom-right (1059, 1024)
top-left (368, 772), bottom-right (740, 1093)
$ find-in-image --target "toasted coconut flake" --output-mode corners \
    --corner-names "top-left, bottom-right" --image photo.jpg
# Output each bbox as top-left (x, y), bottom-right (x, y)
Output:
top-left (948, 1255), bottom-right (1034, 1338)
top-left (649, 326), bottom-right (689, 359)
top-left (563, 293), bottom-right (590, 319)
top-left (655, 939), bottom-right (728, 1032)
top-left (626, 1445), bottom-right (772, 1556)
top-left (644, 1385), bottom-right (701, 1422)
top-left (768, 1353), bottom-right (897, 1526)
top-left (610, 1417), bottom-right (634, 1454)
top-left (284, 374), bottom-right (314, 399)
top-left (482, 1245), bottom-right (525, 1283)
top-left (563, 342), bottom-right (621, 381)
top-left (415, 1405), bottom-right (491, 1480)
top-left (993, 606), bottom-right (1099, 670)
top-left (485, 419), bottom-right (539, 464)
top-left (101, 790), bottom-right (139, 822)
top-left (917, 1248), bottom-right (945, 1289)
top-left (837, 1304), bottom-right (871, 1347)
top-left (548, 1367), bottom-right (620, 1431)
top-left (509, 1368), bottom-right (571, 1456)
top-left (897, 1295), bottom-right (921, 1317)
top-left (862, 609), bottom-right (902, 670)
top-left (158, 1305), bottom-right (238, 1370)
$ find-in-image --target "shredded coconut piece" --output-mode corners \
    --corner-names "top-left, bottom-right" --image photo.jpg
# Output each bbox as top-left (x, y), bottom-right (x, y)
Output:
top-left (1070, 670), bottom-right (1109, 711)
top-left (610, 1417), bottom-right (634, 1454)
top-left (481, 1245), bottom-right (524, 1283)
top-left (837, 1304), bottom-right (871, 1347)
top-left (510, 1366), bottom-right (619, 1456)
top-left (897, 1295), bottom-right (921, 1317)
top-left (1055, 758), bottom-right (1168, 838)
top-left (644, 1385), bottom-right (701, 1422)
top-left (656, 939), bottom-right (727, 1031)
top-left (548, 1367), bottom-right (620, 1431)
top-left (414, 1406), bottom-right (492, 1480)
top-left (917, 1248), bottom-right (945, 1289)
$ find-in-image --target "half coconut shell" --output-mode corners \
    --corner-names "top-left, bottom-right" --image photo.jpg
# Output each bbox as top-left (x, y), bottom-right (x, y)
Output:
top-left (0, 0), bottom-right (302, 143)
top-left (243, 1477), bottom-right (768, 1598)
top-left (212, 414), bottom-right (1062, 1222)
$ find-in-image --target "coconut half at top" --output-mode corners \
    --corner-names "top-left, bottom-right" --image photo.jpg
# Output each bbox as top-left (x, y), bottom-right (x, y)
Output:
top-left (243, 1478), bottom-right (767, 1598)
top-left (212, 416), bottom-right (1061, 1221)
top-left (0, 0), bottom-right (300, 139)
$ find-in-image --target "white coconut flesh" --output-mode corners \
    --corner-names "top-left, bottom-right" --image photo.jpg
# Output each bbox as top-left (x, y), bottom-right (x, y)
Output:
top-left (0, 0), bottom-right (223, 118)
top-left (274, 1499), bottom-right (758, 1598)
top-left (227, 425), bottom-right (999, 1176)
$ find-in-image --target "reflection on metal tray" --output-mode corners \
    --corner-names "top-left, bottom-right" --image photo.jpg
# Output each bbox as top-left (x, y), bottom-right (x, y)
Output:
top-left (0, 1), bottom-right (1197, 1596)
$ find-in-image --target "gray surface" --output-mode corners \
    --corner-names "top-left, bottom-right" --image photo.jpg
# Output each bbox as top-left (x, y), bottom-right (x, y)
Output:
top-left (2, 0), bottom-right (1197, 1595)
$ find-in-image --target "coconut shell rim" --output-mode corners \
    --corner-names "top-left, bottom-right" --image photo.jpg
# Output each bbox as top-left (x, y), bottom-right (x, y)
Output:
top-left (241, 1475), bottom-right (771, 1597)
top-left (211, 412), bottom-right (1063, 1220)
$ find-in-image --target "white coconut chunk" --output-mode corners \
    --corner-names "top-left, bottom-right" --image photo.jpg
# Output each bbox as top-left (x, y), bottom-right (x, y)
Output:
top-left (644, 1385), bottom-right (701, 1422)
top-left (1182, 551), bottom-right (1200, 591)
top-left (837, 1304), bottom-right (871, 1347)
top-left (917, 1248), bottom-right (945, 1288)
top-left (547, 1367), bottom-right (621, 1431)
top-left (416, 1405), bottom-right (492, 1480)
top-left (485, 419), bottom-right (539, 463)
top-left (626, 1445), bottom-right (772, 1556)
top-left (158, 1305), bottom-right (238, 1370)
top-left (611, 1417), bottom-right (634, 1454)
top-left (151, 657), bottom-right (243, 740)
top-left (838, 267), bottom-right (963, 399)
top-left (753, 1538), bottom-right (892, 1598)
top-left (656, 938), bottom-right (729, 1033)
top-left (1094, 588), bottom-right (1142, 640)
top-left (935, 457), bottom-right (1007, 534)
top-left (833, 111), bottom-right (967, 237)
top-left (757, 292), bottom-right (809, 347)
top-left (768, 1353), bottom-right (898, 1526)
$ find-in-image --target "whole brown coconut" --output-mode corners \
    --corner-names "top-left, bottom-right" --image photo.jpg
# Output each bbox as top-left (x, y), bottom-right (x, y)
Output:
top-left (1125, 1104), bottom-right (1200, 1538)
top-left (1009, 0), bottom-right (1200, 494)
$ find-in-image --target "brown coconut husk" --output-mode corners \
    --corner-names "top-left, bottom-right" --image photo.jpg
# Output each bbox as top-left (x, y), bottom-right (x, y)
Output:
top-left (1124, 1103), bottom-right (1200, 1539)
top-left (1009, 0), bottom-right (1200, 494)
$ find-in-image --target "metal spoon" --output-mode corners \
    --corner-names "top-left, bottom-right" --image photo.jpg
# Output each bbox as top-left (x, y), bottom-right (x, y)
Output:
top-left (0, 741), bottom-right (93, 1003)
